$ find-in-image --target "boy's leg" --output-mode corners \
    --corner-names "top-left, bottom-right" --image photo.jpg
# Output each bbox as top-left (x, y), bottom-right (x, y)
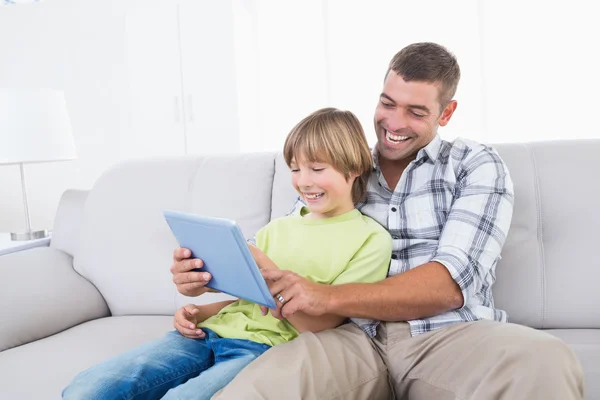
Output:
top-left (62, 331), bottom-right (214, 400)
top-left (376, 320), bottom-right (585, 400)
top-left (211, 323), bottom-right (391, 400)
top-left (163, 337), bottom-right (270, 400)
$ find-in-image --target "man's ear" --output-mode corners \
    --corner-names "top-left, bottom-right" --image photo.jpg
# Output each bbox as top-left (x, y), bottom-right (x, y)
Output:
top-left (439, 100), bottom-right (457, 127)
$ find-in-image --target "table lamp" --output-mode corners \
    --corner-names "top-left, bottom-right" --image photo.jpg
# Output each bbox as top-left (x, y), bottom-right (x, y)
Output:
top-left (0, 88), bottom-right (77, 241)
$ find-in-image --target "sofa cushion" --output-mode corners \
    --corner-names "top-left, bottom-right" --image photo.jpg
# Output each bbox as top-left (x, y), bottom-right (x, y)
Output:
top-left (545, 329), bottom-right (600, 398)
top-left (75, 154), bottom-right (276, 316)
top-left (0, 316), bottom-right (173, 400)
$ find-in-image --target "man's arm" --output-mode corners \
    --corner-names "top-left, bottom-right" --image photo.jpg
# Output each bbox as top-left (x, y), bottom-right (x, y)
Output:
top-left (326, 261), bottom-right (462, 320)
top-left (264, 148), bottom-right (514, 321)
top-left (263, 261), bottom-right (460, 321)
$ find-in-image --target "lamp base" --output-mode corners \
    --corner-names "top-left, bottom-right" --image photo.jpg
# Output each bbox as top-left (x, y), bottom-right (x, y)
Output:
top-left (10, 230), bottom-right (49, 241)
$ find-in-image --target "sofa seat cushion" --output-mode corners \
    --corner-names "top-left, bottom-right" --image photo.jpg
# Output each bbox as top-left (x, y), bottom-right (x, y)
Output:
top-left (0, 316), bottom-right (173, 399)
top-left (545, 329), bottom-right (600, 398)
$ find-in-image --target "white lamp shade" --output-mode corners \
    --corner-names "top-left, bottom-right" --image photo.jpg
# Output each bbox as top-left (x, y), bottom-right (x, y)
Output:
top-left (0, 88), bottom-right (77, 165)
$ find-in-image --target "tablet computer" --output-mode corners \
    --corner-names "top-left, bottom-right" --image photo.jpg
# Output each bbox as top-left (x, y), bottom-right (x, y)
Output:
top-left (164, 210), bottom-right (277, 309)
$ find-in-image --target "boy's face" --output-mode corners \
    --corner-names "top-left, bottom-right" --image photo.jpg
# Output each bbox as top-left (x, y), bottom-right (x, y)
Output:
top-left (374, 71), bottom-right (456, 164)
top-left (290, 158), bottom-right (356, 219)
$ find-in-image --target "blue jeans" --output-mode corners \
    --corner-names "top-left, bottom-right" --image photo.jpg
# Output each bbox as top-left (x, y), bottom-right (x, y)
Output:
top-left (62, 329), bottom-right (270, 400)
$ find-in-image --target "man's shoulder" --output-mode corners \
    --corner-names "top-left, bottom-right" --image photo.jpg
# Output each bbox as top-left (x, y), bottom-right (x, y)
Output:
top-left (440, 137), bottom-right (507, 170)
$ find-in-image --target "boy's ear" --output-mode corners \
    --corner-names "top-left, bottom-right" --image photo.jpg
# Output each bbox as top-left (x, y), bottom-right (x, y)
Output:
top-left (346, 172), bottom-right (360, 182)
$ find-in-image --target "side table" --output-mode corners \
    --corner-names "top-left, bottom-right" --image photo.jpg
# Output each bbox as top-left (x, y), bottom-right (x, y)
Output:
top-left (0, 232), bottom-right (52, 256)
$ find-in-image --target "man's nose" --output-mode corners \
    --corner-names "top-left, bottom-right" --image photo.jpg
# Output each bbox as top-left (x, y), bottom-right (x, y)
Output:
top-left (387, 109), bottom-right (408, 132)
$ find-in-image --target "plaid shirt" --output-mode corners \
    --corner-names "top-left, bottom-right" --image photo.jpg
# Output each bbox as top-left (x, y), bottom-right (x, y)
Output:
top-left (288, 134), bottom-right (514, 337)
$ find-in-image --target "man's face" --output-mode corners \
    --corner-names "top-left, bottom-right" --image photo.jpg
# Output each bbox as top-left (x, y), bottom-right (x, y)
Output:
top-left (374, 71), bottom-right (455, 163)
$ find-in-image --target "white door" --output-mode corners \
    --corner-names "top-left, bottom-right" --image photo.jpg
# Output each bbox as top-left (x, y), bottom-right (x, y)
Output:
top-left (178, 0), bottom-right (241, 155)
top-left (124, 4), bottom-right (186, 158)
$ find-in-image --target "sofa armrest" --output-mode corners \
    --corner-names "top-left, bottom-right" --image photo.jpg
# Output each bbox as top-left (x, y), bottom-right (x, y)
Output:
top-left (50, 189), bottom-right (89, 257)
top-left (0, 247), bottom-right (110, 352)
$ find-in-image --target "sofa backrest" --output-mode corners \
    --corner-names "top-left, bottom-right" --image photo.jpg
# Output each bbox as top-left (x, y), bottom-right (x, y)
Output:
top-left (73, 153), bottom-right (277, 316)
top-left (492, 140), bottom-right (600, 329)
top-left (66, 139), bottom-right (600, 329)
top-left (270, 140), bottom-right (600, 329)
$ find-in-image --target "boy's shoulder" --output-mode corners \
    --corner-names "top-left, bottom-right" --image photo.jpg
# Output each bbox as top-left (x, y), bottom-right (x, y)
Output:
top-left (358, 213), bottom-right (390, 237)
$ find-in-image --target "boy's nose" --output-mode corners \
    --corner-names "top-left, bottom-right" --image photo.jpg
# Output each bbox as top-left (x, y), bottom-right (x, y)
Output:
top-left (297, 173), bottom-right (312, 188)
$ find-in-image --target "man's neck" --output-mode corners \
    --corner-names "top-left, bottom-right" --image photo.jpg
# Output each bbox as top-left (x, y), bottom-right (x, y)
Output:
top-left (379, 156), bottom-right (414, 191)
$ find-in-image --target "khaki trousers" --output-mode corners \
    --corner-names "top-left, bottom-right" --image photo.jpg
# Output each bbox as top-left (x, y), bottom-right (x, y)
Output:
top-left (212, 320), bottom-right (584, 400)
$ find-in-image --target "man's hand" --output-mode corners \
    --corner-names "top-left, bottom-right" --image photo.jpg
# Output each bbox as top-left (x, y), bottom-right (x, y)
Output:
top-left (259, 269), bottom-right (332, 319)
top-left (170, 248), bottom-right (212, 297)
top-left (174, 304), bottom-right (206, 339)
top-left (247, 242), bottom-right (279, 270)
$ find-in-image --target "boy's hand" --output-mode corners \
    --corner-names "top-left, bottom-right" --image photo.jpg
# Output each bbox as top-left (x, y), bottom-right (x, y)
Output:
top-left (174, 304), bottom-right (206, 339)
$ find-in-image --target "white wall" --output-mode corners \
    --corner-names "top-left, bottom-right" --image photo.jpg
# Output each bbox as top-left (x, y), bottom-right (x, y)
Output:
top-left (0, 0), bottom-right (130, 232)
top-left (1, 0), bottom-right (599, 233)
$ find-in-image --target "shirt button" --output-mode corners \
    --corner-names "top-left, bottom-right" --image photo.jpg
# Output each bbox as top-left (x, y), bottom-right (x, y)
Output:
top-left (391, 254), bottom-right (398, 260)
top-left (391, 207), bottom-right (397, 212)
top-left (392, 235), bottom-right (399, 239)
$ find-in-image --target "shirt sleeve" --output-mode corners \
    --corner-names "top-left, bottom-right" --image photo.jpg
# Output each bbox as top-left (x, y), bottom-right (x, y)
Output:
top-left (331, 229), bottom-right (392, 286)
top-left (430, 147), bottom-right (514, 307)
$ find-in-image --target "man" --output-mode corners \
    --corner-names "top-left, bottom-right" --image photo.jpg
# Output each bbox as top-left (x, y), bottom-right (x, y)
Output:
top-left (172, 42), bottom-right (584, 399)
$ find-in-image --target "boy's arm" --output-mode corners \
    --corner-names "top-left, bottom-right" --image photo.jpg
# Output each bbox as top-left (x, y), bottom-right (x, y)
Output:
top-left (174, 300), bottom-right (236, 339)
top-left (249, 242), bottom-right (346, 333)
top-left (194, 300), bottom-right (237, 321)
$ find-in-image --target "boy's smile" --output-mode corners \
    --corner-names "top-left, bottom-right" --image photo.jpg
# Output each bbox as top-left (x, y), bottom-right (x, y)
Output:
top-left (291, 159), bottom-right (357, 219)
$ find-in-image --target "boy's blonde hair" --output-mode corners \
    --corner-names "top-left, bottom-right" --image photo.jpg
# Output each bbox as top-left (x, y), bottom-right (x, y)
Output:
top-left (283, 107), bottom-right (373, 204)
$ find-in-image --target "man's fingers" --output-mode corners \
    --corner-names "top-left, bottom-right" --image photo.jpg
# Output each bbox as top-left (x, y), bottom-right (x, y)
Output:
top-left (278, 286), bottom-right (301, 318)
top-left (173, 248), bottom-right (191, 262)
top-left (172, 271), bottom-right (211, 286)
top-left (265, 274), bottom-right (298, 297)
top-left (259, 305), bottom-right (269, 316)
top-left (171, 258), bottom-right (204, 274)
top-left (270, 306), bottom-right (284, 320)
top-left (261, 268), bottom-right (286, 281)
top-left (176, 282), bottom-right (210, 297)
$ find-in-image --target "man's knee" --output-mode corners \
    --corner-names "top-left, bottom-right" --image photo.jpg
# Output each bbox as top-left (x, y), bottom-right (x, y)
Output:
top-left (517, 333), bottom-right (584, 383)
top-left (213, 324), bottom-right (391, 400)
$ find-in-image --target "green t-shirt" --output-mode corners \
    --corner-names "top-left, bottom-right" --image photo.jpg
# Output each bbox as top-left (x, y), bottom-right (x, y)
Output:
top-left (199, 208), bottom-right (392, 346)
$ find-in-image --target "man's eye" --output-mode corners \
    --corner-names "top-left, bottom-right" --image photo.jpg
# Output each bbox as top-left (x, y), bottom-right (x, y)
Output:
top-left (411, 111), bottom-right (425, 118)
top-left (381, 101), bottom-right (394, 108)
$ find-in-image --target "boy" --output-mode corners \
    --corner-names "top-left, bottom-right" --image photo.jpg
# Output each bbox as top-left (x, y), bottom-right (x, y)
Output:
top-left (62, 108), bottom-right (392, 400)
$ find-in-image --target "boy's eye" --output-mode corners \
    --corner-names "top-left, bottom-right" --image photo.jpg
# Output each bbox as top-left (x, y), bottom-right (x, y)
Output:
top-left (312, 168), bottom-right (324, 172)
top-left (290, 169), bottom-right (299, 173)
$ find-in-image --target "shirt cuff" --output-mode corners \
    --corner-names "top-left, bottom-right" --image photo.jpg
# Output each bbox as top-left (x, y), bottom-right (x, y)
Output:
top-left (430, 249), bottom-right (471, 309)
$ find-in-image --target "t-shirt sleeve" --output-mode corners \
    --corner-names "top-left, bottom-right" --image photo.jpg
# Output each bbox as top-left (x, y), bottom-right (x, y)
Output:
top-left (331, 229), bottom-right (392, 285)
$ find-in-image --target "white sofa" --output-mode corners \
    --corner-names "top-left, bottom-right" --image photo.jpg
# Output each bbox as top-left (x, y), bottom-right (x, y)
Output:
top-left (0, 140), bottom-right (598, 399)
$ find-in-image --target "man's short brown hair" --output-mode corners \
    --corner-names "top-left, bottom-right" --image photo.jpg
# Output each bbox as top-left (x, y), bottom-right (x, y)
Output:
top-left (386, 42), bottom-right (461, 110)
